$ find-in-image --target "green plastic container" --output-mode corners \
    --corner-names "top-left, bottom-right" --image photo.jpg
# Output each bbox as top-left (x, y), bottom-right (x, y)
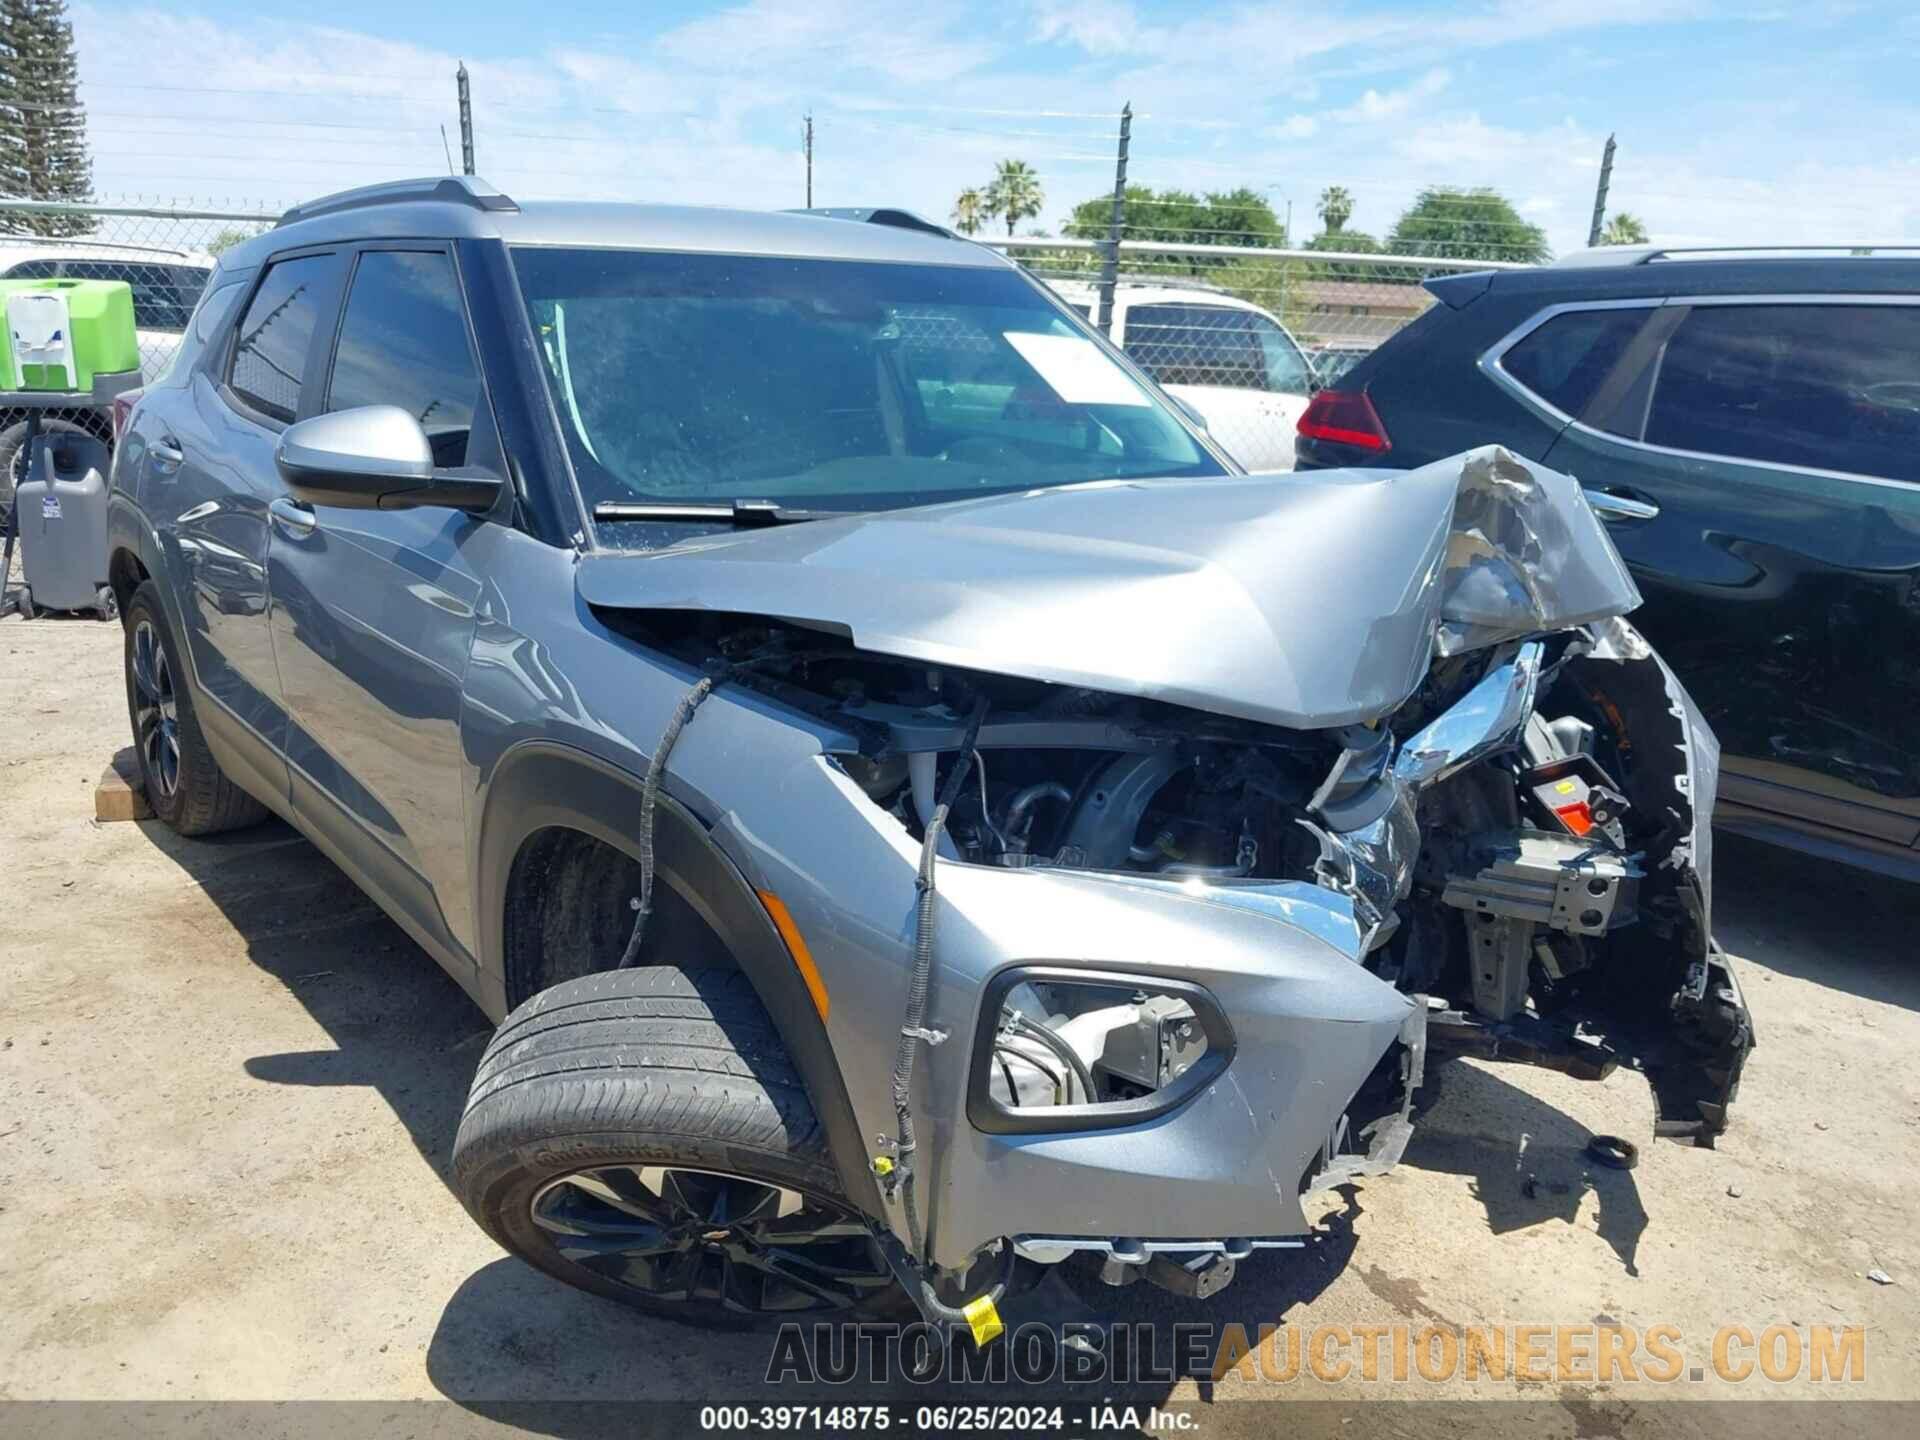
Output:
top-left (1, 277), bottom-right (139, 392)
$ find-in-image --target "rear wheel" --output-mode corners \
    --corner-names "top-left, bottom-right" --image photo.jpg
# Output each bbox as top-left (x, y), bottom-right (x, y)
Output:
top-left (453, 965), bottom-right (910, 1327)
top-left (121, 580), bottom-right (268, 835)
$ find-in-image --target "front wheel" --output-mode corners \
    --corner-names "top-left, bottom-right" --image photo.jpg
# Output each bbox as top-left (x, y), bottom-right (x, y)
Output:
top-left (452, 965), bottom-right (911, 1327)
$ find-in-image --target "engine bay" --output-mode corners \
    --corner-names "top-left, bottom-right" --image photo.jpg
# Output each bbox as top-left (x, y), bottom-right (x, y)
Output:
top-left (608, 608), bottom-right (1750, 1148)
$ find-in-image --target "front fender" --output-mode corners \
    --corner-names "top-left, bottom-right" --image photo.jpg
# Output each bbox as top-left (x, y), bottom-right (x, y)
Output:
top-left (474, 739), bottom-right (885, 1219)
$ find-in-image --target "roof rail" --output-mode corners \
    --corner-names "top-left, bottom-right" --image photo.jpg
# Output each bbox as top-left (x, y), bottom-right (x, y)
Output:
top-left (1554, 243), bottom-right (1920, 268)
top-left (785, 206), bottom-right (953, 239)
top-left (277, 176), bottom-right (518, 228)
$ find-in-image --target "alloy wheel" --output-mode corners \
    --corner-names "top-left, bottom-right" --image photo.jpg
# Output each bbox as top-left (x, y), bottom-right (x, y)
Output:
top-left (131, 619), bottom-right (182, 799)
top-left (529, 1164), bottom-right (896, 1314)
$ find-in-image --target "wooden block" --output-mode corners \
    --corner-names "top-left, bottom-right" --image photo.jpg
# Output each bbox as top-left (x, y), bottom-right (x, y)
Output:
top-left (95, 747), bottom-right (152, 822)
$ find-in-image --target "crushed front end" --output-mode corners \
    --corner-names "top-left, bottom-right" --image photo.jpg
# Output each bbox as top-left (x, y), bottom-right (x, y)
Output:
top-left (589, 446), bottom-right (1755, 1305)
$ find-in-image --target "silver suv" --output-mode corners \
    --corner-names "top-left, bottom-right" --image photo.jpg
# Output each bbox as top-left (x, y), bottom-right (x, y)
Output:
top-left (107, 177), bottom-right (1751, 1329)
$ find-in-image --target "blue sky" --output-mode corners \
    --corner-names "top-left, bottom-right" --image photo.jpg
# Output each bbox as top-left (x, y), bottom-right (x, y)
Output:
top-left (68, 1), bottom-right (1920, 253)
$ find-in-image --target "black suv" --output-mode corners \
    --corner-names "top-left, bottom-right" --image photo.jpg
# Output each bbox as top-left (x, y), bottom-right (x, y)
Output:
top-left (1296, 248), bottom-right (1920, 881)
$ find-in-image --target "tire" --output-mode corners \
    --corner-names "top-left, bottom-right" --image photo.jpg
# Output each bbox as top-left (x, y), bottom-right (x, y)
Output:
top-left (453, 965), bottom-right (912, 1328)
top-left (121, 579), bottom-right (269, 835)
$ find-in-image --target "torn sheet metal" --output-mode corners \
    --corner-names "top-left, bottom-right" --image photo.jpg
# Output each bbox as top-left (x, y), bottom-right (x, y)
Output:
top-left (1435, 447), bottom-right (1643, 656)
top-left (576, 445), bottom-right (1642, 731)
top-left (1395, 641), bottom-right (1545, 786)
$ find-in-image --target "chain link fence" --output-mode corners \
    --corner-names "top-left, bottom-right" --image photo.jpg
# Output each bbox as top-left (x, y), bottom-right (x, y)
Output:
top-left (989, 237), bottom-right (1531, 468)
top-left (2, 201), bottom-right (271, 586)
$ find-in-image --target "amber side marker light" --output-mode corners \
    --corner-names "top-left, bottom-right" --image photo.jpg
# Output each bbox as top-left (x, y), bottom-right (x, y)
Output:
top-left (758, 890), bottom-right (830, 1022)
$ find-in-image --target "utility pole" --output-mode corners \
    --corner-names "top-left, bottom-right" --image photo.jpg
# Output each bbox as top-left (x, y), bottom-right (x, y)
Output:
top-left (457, 62), bottom-right (476, 176)
top-left (803, 113), bottom-right (814, 207)
top-left (1586, 133), bottom-right (1616, 248)
top-left (1095, 102), bottom-right (1132, 338)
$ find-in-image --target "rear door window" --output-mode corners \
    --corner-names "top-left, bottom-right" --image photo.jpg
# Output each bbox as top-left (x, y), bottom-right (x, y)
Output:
top-left (1646, 304), bottom-right (1920, 482)
top-left (227, 253), bottom-right (343, 424)
top-left (1500, 306), bottom-right (1653, 420)
top-left (1125, 303), bottom-right (1266, 390)
top-left (325, 249), bottom-right (481, 470)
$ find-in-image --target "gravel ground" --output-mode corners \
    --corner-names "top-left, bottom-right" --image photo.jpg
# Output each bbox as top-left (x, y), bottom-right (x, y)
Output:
top-left (2, 613), bottom-right (1916, 1431)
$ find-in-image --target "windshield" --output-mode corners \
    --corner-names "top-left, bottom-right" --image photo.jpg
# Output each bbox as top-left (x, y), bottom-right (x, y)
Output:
top-left (511, 246), bottom-right (1225, 521)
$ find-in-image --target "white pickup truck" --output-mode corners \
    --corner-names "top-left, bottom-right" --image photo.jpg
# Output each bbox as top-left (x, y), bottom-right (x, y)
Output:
top-left (1049, 279), bottom-right (1315, 471)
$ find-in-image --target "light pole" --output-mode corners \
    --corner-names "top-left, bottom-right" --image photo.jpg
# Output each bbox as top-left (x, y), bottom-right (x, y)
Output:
top-left (1264, 184), bottom-right (1293, 243)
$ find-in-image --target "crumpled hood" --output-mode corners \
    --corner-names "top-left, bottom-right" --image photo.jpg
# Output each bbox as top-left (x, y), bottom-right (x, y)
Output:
top-left (577, 446), bottom-right (1642, 730)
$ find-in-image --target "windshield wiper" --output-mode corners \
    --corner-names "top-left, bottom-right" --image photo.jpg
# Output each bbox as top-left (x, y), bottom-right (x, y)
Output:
top-left (592, 499), bottom-right (848, 527)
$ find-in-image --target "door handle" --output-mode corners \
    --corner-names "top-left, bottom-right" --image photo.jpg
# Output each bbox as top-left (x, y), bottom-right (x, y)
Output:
top-left (268, 496), bottom-right (318, 537)
top-left (150, 435), bottom-right (184, 471)
top-left (1583, 487), bottom-right (1660, 522)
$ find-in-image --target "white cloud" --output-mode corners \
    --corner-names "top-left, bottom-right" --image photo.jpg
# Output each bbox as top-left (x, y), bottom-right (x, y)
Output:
top-left (53, 1), bottom-right (1920, 263)
top-left (1332, 67), bottom-right (1451, 123)
top-left (1031, 0), bottom-right (1159, 57)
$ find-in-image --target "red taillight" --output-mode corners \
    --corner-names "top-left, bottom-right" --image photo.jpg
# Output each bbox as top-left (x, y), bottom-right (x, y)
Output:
top-left (1296, 388), bottom-right (1391, 453)
top-left (111, 388), bottom-right (144, 443)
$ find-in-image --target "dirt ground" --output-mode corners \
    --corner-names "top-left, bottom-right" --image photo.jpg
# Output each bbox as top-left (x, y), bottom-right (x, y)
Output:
top-left (3, 611), bottom-right (1917, 1430)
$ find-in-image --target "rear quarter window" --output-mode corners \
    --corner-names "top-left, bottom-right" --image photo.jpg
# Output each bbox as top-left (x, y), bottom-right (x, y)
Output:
top-left (1499, 306), bottom-right (1653, 418)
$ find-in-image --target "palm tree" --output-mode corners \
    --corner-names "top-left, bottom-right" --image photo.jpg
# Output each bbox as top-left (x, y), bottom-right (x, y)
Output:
top-left (951, 188), bottom-right (986, 236)
top-left (1600, 212), bottom-right (1649, 246)
top-left (1318, 185), bottom-right (1354, 234)
top-left (986, 159), bottom-right (1044, 237)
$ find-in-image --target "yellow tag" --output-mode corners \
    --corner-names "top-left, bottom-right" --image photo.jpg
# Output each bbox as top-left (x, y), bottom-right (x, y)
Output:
top-left (871, 1156), bottom-right (894, 1177)
top-left (962, 1294), bottom-right (1004, 1347)
top-left (1555, 779), bottom-right (1577, 794)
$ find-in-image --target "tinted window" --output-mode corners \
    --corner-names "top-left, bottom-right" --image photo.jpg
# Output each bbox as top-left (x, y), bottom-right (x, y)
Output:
top-left (1125, 304), bottom-right (1266, 390)
top-left (512, 247), bottom-right (1220, 519)
top-left (1647, 304), bottom-right (1920, 482)
top-left (327, 250), bottom-right (480, 469)
top-left (1502, 306), bottom-right (1651, 418)
top-left (2, 258), bottom-right (59, 280)
top-left (193, 280), bottom-right (245, 345)
top-left (229, 254), bottom-right (340, 423)
top-left (57, 260), bottom-right (209, 332)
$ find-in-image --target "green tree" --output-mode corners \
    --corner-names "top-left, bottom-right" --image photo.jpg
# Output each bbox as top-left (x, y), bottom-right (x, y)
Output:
top-left (206, 224), bottom-right (266, 258)
top-left (1317, 185), bottom-right (1354, 234)
top-left (1600, 211), bottom-right (1648, 246)
top-left (1062, 184), bottom-right (1285, 251)
top-left (950, 187), bottom-right (987, 236)
top-left (1302, 228), bottom-right (1386, 280)
top-left (0, 0), bottom-right (93, 236)
top-left (985, 159), bottom-right (1044, 237)
top-left (1387, 186), bottom-right (1549, 264)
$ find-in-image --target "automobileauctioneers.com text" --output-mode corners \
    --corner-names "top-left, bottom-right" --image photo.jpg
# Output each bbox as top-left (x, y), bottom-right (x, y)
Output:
top-left (764, 1319), bottom-right (1867, 1386)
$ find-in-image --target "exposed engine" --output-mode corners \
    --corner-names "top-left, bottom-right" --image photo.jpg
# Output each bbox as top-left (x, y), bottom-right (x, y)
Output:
top-left (612, 608), bottom-right (1747, 1144)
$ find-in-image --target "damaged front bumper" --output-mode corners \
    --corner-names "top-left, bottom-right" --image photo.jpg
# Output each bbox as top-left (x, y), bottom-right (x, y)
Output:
top-left (921, 864), bottom-right (1418, 1271)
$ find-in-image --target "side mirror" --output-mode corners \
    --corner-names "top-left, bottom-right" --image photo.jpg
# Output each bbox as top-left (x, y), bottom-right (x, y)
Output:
top-left (275, 405), bottom-right (498, 511)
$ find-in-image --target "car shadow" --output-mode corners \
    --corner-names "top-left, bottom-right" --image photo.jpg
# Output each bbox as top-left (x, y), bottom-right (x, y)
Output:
top-left (1711, 830), bottom-right (1920, 1012)
top-left (129, 808), bottom-right (484, 1189)
top-left (1399, 1062), bottom-right (1648, 1276)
